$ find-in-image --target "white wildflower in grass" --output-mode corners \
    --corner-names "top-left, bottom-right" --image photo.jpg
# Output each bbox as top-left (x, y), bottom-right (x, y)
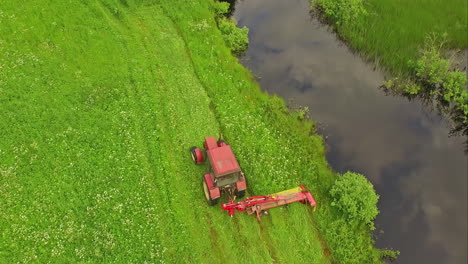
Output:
top-left (192, 19), bottom-right (210, 31)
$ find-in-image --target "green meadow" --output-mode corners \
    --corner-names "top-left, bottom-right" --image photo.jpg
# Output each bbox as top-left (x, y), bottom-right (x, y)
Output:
top-left (313, 0), bottom-right (467, 73)
top-left (1, 0), bottom-right (385, 263)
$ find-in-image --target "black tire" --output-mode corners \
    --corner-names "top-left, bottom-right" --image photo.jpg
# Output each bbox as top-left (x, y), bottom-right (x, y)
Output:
top-left (190, 146), bottom-right (202, 165)
top-left (203, 177), bottom-right (219, 206)
top-left (235, 189), bottom-right (246, 198)
top-left (207, 197), bottom-right (219, 206)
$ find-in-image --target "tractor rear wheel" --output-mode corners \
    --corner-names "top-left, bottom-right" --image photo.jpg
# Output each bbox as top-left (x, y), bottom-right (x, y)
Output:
top-left (203, 178), bottom-right (219, 206)
top-left (235, 189), bottom-right (246, 198)
top-left (190, 147), bottom-right (203, 165)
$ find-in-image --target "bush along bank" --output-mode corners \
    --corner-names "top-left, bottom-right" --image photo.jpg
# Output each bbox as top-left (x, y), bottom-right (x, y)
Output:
top-left (161, 0), bottom-right (398, 263)
top-left (214, 1), bottom-right (249, 55)
top-left (311, 0), bottom-right (468, 146)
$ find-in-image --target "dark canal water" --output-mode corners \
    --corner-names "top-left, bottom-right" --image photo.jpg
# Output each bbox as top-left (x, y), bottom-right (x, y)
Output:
top-left (233, 0), bottom-right (468, 263)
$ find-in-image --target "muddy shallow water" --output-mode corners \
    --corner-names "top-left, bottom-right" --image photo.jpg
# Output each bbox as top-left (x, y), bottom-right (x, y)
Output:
top-left (233, 0), bottom-right (467, 263)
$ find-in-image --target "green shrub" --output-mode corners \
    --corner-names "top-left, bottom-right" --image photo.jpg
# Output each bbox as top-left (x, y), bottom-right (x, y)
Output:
top-left (330, 172), bottom-right (379, 225)
top-left (217, 17), bottom-right (249, 54)
top-left (324, 172), bottom-right (385, 263)
top-left (443, 72), bottom-right (467, 107)
top-left (380, 248), bottom-right (401, 261)
top-left (415, 45), bottom-right (450, 85)
top-left (324, 219), bottom-right (381, 264)
top-left (212, 1), bottom-right (229, 16)
top-left (384, 78), bottom-right (422, 95)
top-left (313, 0), bottom-right (367, 25)
top-left (401, 82), bottom-right (423, 95)
top-left (413, 36), bottom-right (468, 120)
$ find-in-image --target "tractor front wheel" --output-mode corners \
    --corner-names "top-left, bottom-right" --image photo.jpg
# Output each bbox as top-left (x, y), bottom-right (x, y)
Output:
top-left (190, 147), bottom-right (204, 165)
top-left (203, 178), bottom-right (219, 206)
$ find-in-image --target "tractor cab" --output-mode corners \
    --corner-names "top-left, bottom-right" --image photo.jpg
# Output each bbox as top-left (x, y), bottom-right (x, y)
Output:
top-left (190, 137), bottom-right (247, 206)
top-left (208, 144), bottom-right (241, 183)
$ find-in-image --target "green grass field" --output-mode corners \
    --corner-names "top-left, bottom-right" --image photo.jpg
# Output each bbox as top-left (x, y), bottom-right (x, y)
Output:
top-left (314, 0), bottom-right (468, 74)
top-left (365, 0), bottom-right (466, 73)
top-left (0, 0), bottom-right (381, 263)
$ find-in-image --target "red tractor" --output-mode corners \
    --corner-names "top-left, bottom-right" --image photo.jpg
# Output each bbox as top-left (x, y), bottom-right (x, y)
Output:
top-left (190, 136), bottom-right (247, 206)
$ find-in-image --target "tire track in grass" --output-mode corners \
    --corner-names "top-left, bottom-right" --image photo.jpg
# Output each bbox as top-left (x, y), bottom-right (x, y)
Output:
top-left (92, 2), bottom-right (206, 261)
top-left (129, 6), bottom-right (237, 262)
top-left (121, 13), bottom-right (222, 264)
top-left (158, 6), bottom-right (281, 262)
top-left (159, 7), bottom-right (289, 261)
top-left (257, 221), bottom-right (280, 263)
top-left (89, 2), bottom-right (171, 261)
top-left (307, 211), bottom-right (334, 262)
top-left (136, 5), bottom-right (284, 263)
top-left (133, 4), bottom-right (225, 261)
top-left (205, 216), bottom-right (227, 263)
top-left (117, 12), bottom-right (217, 264)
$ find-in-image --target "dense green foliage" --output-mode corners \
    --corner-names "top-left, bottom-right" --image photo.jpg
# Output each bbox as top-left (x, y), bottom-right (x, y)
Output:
top-left (380, 248), bottom-right (400, 262)
top-left (0, 0), bottom-right (382, 263)
top-left (314, 172), bottom-right (383, 264)
top-left (413, 39), bottom-right (468, 121)
top-left (323, 219), bottom-right (377, 263)
top-left (212, 1), bottom-right (248, 54)
top-left (330, 172), bottom-right (379, 225)
top-left (217, 17), bottom-right (249, 54)
top-left (212, 1), bottom-right (230, 16)
top-left (314, 0), bottom-right (366, 26)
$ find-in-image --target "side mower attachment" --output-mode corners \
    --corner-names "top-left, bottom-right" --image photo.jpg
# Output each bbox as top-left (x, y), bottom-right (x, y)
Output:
top-left (221, 185), bottom-right (317, 221)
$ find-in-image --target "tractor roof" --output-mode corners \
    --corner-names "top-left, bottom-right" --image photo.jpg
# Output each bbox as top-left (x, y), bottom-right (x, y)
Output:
top-left (209, 145), bottom-right (240, 176)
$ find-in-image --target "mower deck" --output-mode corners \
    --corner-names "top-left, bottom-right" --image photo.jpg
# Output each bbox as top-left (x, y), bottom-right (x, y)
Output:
top-left (222, 185), bottom-right (317, 221)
